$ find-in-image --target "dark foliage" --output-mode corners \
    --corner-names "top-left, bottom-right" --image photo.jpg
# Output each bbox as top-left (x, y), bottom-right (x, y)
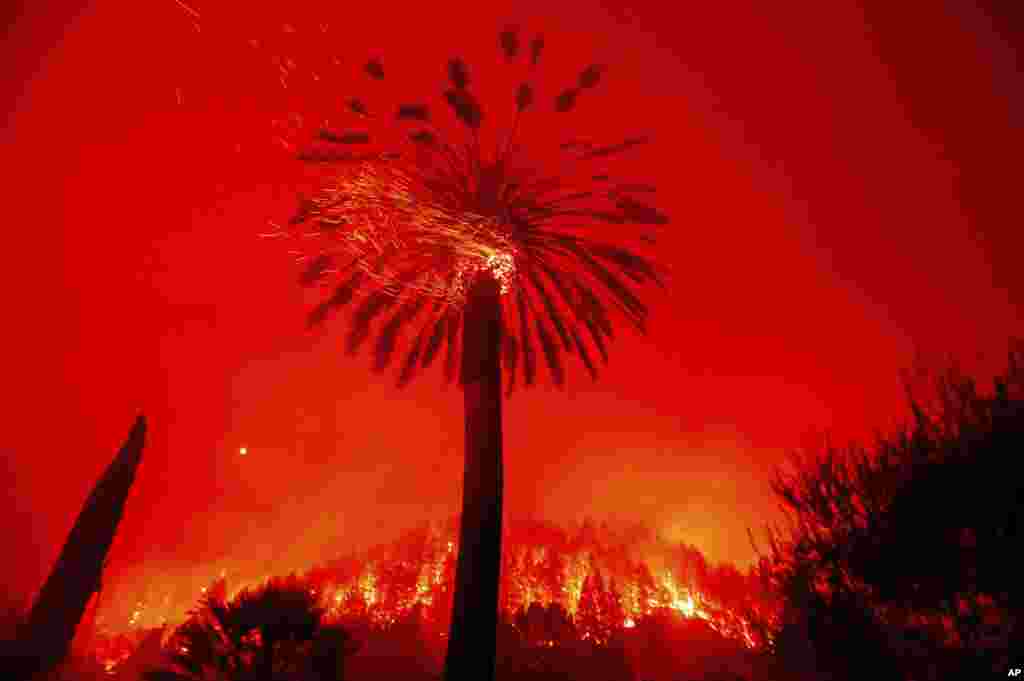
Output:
top-left (143, 575), bottom-right (358, 681)
top-left (364, 59), bottom-right (384, 80)
top-left (319, 129), bottom-right (371, 145)
top-left (291, 28), bottom-right (666, 392)
top-left (499, 27), bottom-right (520, 60)
top-left (347, 98), bottom-right (370, 117)
top-left (12, 415), bottom-right (146, 681)
top-left (554, 88), bottom-right (579, 113)
top-left (753, 341), bottom-right (1024, 681)
top-left (448, 58), bottom-right (470, 90)
top-left (443, 88), bottom-right (483, 129)
top-left (578, 64), bottom-right (605, 89)
top-left (529, 36), bottom-right (544, 67)
top-left (396, 104), bottom-right (430, 122)
top-left (409, 130), bottom-right (438, 146)
top-left (516, 83), bottom-right (534, 112)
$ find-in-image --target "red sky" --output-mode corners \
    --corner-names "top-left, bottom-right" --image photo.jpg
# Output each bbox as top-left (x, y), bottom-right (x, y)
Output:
top-left (3, 0), bottom-right (1022, 624)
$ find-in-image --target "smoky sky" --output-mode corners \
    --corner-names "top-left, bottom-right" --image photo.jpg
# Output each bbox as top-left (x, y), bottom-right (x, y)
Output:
top-left (3, 0), bottom-right (1021, 620)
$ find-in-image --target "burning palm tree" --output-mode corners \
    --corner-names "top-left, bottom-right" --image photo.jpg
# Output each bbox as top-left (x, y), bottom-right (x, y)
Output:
top-left (269, 25), bottom-right (668, 681)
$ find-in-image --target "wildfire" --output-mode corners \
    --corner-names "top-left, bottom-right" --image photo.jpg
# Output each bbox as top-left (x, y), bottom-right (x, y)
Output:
top-left (94, 518), bottom-right (775, 670)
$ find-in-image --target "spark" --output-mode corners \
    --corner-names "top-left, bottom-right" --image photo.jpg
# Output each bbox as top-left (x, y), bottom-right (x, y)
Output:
top-left (239, 446), bottom-right (247, 456)
top-left (172, 0), bottom-right (200, 21)
top-left (286, 163), bottom-right (519, 304)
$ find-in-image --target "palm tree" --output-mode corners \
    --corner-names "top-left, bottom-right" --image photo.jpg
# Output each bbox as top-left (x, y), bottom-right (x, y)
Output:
top-left (272, 25), bottom-right (668, 681)
top-left (13, 414), bottom-right (147, 681)
top-left (145, 574), bottom-right (356, 681)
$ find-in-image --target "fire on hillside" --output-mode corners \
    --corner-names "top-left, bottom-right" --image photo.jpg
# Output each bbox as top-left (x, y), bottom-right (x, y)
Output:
top-left (90, 518), bottom-right (780, 671)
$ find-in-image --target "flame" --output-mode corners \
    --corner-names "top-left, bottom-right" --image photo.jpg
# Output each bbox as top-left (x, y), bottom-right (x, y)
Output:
top-left (93, 520), bottom-right (776, 672)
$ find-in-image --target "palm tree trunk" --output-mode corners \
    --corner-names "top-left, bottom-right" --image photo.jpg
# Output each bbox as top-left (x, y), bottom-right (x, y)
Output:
top-left (443, 275), bottom-right (504, 681)
top-left (16, 414), bottom-right (147, 680)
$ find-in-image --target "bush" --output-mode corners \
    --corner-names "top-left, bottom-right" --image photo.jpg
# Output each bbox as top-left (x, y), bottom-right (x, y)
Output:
top-left (753, 341), bottom-right (1022, 680)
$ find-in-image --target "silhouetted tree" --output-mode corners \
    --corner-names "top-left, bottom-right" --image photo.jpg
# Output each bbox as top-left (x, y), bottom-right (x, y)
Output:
top-left (276, 24), bottom-right (667, 681)
top-left (145, 574), bottom-right (356, 681)
top-left (756, 341), bottom-right (1024, 680)
top-left (12, 415), bottom-right (146, 681)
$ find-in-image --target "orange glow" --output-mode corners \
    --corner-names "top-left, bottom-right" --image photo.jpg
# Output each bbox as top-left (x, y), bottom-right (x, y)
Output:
top-left (92, 518), bottom-right (776, 671)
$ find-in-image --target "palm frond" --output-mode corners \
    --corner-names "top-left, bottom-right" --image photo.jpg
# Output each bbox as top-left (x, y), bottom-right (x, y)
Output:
top-left (532, 256), bottom-right (613, 363)
top-left (422, 311), bottom-right (449, 369)
top-left (347, 98), bottom-right (370, 117)
top-left (588, 243), bottom-right (665, 289)
top-left (615, 195), bottom-right (669, 224)
top-left (307, 271), bottom-right (365, 329)
top-left (374, 296), bottom-right (428, 372)
top-left (525, 267), bottom-right (574, 351)
top-left (396, 104), bottom-right (430, 121)
top-left (611, 182), bottom-right (657, 194)
top-left (319, 129), bottom-right (371, 144)
top-left (284, 35), bottom-right (668, 390)
top-left (574, 278), bottom-right (615, 341)
top-left (499, 26), bottom-right (520, 59)
top-left (410, 130), bottom-right (437, 146)
top-left (530, 298), bottom-right (565, 386)
top-left (554, 88), bottom-right (579, 113)
top-left (290, 194), bottom-right (315, 224)
top-left (398, 325), bottom-right (429, 387)
top-left (529, 35), bottom-right (544, 66)
top-left (299, 253), bottom-right (334, 286)
top-left (581, 315), bottom-right (610, 365)
top-left (515, 286), bottom-right (537, 386)
top-left (578, 64), bottom-right (605, 89)
top-left (364, 58), bottom-right (385, 80)
top-left (449, 58), bottom-right (470, 89)
top-left (578, 136), bottom-right (649, 160)
top-left (549, 241), bottom-right (646, 332)
top-left (200, 593), bottom-right (232, 635)
top-left (444, 88), bottom-right (483, 129)
top-left (346, 290), bottom-right (399, 355)
top-left (516, 83), bottom-right (534, 112)
top-left (569, 325), bottom-right (599, 380)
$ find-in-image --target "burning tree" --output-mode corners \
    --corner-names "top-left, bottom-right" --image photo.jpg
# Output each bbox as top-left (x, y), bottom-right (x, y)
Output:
top-left (268, 24), bottom-right (668, 681)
